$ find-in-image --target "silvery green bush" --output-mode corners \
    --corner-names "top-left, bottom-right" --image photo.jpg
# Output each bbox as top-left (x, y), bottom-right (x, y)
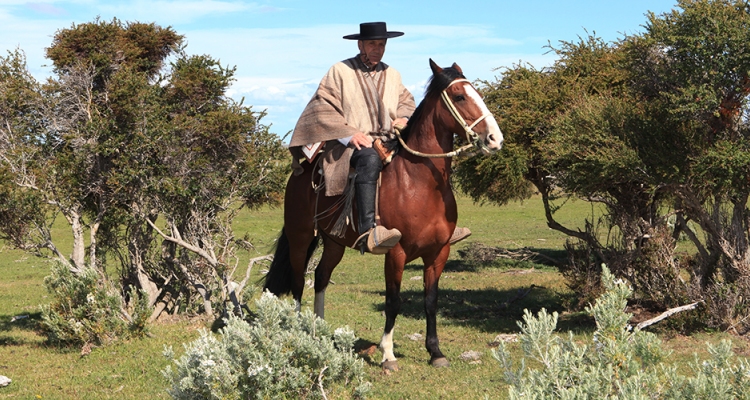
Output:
top-left (495, 265), bottom-right (750, 399)
top-left (40, 261), bottom-right (149, 346)
top-left (163, 292), bottom-right (371, 399)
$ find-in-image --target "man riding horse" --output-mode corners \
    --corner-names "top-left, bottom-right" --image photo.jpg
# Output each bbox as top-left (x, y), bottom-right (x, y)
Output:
top-left (288, 22), bottom-right (471, 254)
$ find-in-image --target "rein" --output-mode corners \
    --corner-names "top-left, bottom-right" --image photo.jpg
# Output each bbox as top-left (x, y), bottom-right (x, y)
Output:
top-left (395, 78), bottom-right (491, 159)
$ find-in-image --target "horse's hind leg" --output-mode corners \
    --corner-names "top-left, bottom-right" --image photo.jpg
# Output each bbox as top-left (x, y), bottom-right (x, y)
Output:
top-left (287, 230), bottom-right (317, 310)
top-left (283, 171), bottom-right (318, 310)
top-left (380, 250), bottom-right (406, 371)
top-left (313, 235), bottom-right (346, 319)
top-left (422, 245), bottom-right (451, 367)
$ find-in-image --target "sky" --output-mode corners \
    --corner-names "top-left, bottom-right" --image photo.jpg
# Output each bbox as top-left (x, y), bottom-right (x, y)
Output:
top-left (0, 0), bottom-right (679, 136)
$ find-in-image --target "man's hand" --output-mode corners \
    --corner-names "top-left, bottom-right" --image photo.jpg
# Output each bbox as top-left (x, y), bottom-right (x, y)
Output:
top-left (349, 132), bottom-right (373, 150)
top-left (393, 117), bottom-right (408, 131)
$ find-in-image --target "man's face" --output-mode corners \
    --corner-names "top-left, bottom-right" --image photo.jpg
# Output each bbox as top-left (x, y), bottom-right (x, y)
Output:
top-left (358, 39), bottom-right (387, 66)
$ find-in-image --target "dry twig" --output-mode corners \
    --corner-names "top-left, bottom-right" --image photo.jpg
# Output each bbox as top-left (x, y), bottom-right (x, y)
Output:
top-left (635, 300), bottom-right (703, 330)
top-left (499, 285), bottom-right (536, 309)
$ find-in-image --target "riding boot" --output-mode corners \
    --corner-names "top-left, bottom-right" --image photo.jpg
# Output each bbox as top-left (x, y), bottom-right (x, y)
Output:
top-left (355, 181), bottom-right (401, 254)
top-left (449, 227), bottom-right (472, 245)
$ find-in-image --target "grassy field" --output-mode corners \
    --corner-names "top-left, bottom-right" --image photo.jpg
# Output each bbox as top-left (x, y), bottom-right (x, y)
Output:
top-left (0, 194), bottom-right (747, 399)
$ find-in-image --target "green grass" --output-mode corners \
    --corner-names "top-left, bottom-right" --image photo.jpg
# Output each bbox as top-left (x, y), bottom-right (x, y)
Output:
top-left (0, 194), bottom-right (746, 399)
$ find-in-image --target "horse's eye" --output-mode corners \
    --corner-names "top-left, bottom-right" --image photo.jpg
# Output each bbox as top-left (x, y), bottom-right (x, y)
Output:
top-left (454, 95), bottom-right (465, 102)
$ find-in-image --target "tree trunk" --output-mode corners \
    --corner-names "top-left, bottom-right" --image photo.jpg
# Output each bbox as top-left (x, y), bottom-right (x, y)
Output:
top-left (149, 284), bottom-right (177, 322)
top-left (69, 211), bottom-right (86, 273)
top-left (89, 220), bottom-right (100, 271)
top-left (124, 214), bottom-right (163, 307)
top-left (136, 264), bottom-right (161, 307)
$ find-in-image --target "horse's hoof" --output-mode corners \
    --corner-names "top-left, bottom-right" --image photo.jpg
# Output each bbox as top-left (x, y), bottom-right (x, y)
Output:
top-left (430, 357), bottom-right (450, 368)
top-left (381, 360), bottom-right (399, 372)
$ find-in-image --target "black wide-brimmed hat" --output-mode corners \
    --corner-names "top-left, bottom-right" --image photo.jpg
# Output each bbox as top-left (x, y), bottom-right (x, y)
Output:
top-left (343, 22), bottom-right (404, 40)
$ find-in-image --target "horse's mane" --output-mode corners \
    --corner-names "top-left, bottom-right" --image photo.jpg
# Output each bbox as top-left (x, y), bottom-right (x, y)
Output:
top-left (399, 65), bottom-right (466, 143)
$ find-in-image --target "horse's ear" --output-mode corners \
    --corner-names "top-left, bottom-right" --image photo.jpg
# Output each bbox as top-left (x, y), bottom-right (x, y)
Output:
top-left (451, 62), bottom-right (463, 75)
top-left (429, 58), bottom-right (442, 75)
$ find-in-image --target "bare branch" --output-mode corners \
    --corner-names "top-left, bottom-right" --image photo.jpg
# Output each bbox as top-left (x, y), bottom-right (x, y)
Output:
top-left (146, 217), bottom-right (218, 267)
top-left (236, 254), bottom-right (273, 295)
top-left (499, 285), bottom-right (536, 309)
top-left (635, 301), bottom-right (703, 330)
top-left (317, 366), bottom-right (329, 400)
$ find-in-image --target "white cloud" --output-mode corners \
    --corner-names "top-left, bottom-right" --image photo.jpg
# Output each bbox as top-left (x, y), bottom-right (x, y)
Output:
top-left (25, 2), bottom-right (67, 16)
top-left (184, 24), bottom-right (541, 133)
top-left (0, 3), bottom-right (556, 135)
top-left (97, 0), bottom-right (262, 25)
top-left (181, 25), bottom-right (354, 73)
top-left (0, 13), bottom-right (61, 78)
top-left (228, 76), bottom-right (317, 105)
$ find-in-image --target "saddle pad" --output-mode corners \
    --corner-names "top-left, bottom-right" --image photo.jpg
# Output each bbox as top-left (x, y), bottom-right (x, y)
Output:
top-left (302, 142), bottom-right (324, 162)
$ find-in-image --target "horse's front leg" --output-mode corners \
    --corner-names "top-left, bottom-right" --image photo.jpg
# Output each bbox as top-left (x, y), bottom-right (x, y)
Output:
top-left (422, 245), bottom-right (451, 367)
top-left (380, 249), bottom-right (406, 371)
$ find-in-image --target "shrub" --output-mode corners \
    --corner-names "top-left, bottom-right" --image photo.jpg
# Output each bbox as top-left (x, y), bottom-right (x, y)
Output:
top-left (40, 261), bottom-right (149, 347)
top-left (700, 278), bottom-right (750, 335)
top-left (560, 239), bottom-right (603, 310)
top-left (163, 292), bottom-right (371, 399)
top-left (494, 265), bottom-right (750, 399)
top-left (561, 227), bottom-right (690, 312)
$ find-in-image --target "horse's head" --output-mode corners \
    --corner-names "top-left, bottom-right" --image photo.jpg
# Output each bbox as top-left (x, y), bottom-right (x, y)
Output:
top-left (428, 59), bottom-right (503, 154)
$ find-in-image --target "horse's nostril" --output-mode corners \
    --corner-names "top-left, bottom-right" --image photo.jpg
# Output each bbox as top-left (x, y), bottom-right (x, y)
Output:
top-left (485, 133), bottom-right (503, 150)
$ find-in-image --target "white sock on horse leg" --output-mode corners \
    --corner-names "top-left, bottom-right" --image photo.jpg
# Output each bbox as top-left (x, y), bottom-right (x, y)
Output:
top-left (379, 328), bottom-right (396, 363)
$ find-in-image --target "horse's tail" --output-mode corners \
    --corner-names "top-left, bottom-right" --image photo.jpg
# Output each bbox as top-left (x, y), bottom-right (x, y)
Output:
top-left (262, 227), bottom-right (319, 296)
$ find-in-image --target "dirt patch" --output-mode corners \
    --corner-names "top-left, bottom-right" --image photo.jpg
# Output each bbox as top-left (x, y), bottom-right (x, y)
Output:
top-left (154, 313), bottom-right (214, 329)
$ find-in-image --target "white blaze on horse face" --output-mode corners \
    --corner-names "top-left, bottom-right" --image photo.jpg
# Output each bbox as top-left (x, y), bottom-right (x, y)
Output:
top-left (462, 83), bottom-right (504, 151)
top-left (379, 328), bottom-right (396, 363)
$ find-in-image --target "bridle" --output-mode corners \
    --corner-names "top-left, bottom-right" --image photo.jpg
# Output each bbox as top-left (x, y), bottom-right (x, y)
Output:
top-left (441, 79), bottom-right (493, 152)
top-left (395, 78), bottom-right (493, 158)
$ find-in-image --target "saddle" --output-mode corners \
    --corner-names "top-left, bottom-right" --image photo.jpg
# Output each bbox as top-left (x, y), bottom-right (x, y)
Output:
top-left (292, 138), bottom-right (397, 243)
top-left (291, 138), bottom-right (396, 177)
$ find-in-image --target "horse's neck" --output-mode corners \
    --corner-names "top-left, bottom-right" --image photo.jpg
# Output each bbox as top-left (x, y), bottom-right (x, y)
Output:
top-left (411, 108), bottom-right (453, 159)
top-left (397, 109), bottom-right (453, 181)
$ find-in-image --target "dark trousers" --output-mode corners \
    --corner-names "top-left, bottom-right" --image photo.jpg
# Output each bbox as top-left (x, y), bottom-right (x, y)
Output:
top-left (351, 147), bottom-right (382, 234)
top-left (350, 147), bottom-right (382, 184)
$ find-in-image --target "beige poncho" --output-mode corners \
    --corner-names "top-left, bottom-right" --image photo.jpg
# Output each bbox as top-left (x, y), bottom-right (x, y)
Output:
top-left (289, 55), bottom-right (415, 196)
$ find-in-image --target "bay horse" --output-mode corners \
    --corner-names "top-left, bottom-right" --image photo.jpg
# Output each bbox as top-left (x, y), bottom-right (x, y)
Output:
top-left (264, 59), bottom-right (503, 370)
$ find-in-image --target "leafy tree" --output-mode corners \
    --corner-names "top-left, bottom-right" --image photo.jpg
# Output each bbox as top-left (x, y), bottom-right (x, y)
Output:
top-left (459, 34), bottom-right (663, 305)
top-left (626, 0), bottom-right (750, 331)
top-left (0, 49), bottom-right (53, 256)
top-left (0, 18), bottom-right (287, 336)
top-left (137, 53), bottom-right (287, 318)
top-left (461, 0), bottom-right (750, 331)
